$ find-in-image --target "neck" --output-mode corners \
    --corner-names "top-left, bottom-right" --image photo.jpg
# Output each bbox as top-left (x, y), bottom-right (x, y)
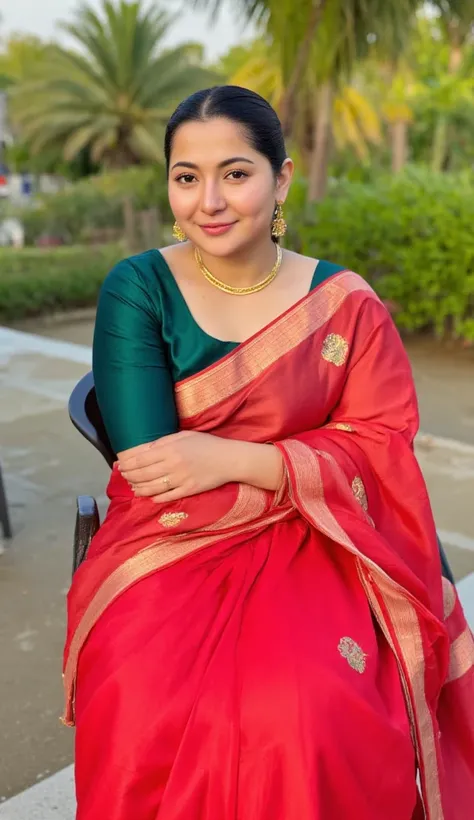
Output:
top-left (197, 238), bottom-right (280, 288)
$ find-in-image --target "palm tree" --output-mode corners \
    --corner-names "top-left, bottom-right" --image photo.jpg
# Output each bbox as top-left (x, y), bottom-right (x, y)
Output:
top-left (432, 0), bottom-right (474, 69)
top-left (219, 38), bottom-right (284, 109)
top-left (303, 0), bottom-right (422, 198)
top-left (222, 38), bottom-right (382, 165)
top-left (197, 0), bottom-right (422, 196)
top-left (192, 0), bottom-right (332, 133)
top-left (428, 1), bottom-right (474, 170)
top-left (0, 35), bottom-right (51, 83)
top-left (11, 1), bottom-right (216, 168)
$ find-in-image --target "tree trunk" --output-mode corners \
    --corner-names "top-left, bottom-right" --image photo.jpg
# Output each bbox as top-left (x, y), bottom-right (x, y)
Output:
top-left (123, 196), bottom-right (138, 253)
top-left (430, 42), bottom-right (461, 174)
top-left (431, 114), bottom-right (449, 172)
top-left (391, 120), bottom-right (408, 173)
top-left (308, 81), bottom-right (333, 203)
top-left (279, 0), bottom-right (328, 136)
top-left (448, 45), bottom-right (462, 73)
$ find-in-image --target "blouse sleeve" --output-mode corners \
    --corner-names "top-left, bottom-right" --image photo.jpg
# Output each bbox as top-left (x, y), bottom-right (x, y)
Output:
top-left (92, 258), bottom-right (179, 453)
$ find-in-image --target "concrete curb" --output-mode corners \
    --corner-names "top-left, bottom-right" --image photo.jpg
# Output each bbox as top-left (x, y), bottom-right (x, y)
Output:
top-left (0, 766), bottom-right (75, 819)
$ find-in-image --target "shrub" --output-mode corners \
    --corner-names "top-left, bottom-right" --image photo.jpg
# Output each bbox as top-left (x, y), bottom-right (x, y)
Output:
top-left (286, 168), bottom-right (474, 341)
top-left (0, 244), bottom-right (123, 321)
top-left (14, 166), bottom-right (171, 246)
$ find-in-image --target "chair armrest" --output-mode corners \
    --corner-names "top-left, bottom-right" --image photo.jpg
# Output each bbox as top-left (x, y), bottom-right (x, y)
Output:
top-left (73, 496), bottom-right (100, 574)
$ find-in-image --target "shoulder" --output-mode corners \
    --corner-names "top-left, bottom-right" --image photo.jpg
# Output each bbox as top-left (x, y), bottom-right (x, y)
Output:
top-left (101, 249), bottom-right (165, 294)
top-left (286, 250), bottom-right (348, 284)
top-left (299, 257), bottom-right (390, 322)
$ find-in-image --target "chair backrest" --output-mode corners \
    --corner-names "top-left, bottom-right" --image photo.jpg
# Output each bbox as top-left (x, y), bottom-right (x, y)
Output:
top-left (68, 371), bottom-right (116, 468)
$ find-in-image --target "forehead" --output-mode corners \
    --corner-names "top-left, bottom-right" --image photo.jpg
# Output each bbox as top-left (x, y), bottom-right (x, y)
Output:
top-left (170, 117), bottom-right (262, 165)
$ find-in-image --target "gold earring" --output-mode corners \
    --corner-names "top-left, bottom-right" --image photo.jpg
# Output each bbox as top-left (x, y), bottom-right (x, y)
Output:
top-left (172, 221), bottom-right (187, 242)
top-left (271, 202), bottom-right (287, 239)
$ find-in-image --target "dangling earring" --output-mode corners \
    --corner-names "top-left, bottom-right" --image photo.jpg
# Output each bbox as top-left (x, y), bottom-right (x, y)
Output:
top-left (172, 221), bottom-right (187, 242)
top-left (271, 202), bottom-right (287, 239)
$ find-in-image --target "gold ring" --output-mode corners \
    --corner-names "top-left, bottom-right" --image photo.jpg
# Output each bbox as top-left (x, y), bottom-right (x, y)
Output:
top-left (162, 475), bottom-right (171, 487)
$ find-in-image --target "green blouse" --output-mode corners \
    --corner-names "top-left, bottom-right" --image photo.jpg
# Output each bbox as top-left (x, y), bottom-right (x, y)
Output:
top-left (92, 250), bottom-right (345, 453)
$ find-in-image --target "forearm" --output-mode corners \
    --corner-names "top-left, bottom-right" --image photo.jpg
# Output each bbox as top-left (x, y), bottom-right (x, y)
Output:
top-left (225, 439), bottom-right (284, 492)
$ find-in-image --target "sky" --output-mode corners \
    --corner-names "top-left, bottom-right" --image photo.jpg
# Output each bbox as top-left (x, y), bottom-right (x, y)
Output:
top-left (0, 0), bottom-right (254, 60)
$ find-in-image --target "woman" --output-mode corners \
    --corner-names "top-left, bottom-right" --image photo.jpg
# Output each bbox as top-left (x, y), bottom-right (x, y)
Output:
top-left (63, 86), bottom-right (474, 819)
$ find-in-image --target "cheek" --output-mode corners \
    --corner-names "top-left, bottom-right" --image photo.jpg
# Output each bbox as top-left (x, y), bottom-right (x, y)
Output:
top-left (168, 186), bottom-right (196, 220)
top-left (231, 179), bottom-right (275, 220)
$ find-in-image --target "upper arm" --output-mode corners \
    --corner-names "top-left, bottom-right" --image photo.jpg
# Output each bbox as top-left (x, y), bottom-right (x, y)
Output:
top-left (92, 260), bottom-right (178, 453)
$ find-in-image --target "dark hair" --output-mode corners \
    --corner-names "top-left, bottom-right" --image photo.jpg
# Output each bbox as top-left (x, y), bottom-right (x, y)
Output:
top-left (165, 85), bottom-right (287, 177)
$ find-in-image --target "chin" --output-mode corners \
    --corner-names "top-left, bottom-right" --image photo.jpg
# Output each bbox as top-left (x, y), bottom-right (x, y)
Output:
top-left (194, 231), bottom-right (256, 259)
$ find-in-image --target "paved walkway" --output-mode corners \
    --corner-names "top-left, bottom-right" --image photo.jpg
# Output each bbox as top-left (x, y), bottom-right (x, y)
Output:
top-left (0, 324), bottom-right (473, 817)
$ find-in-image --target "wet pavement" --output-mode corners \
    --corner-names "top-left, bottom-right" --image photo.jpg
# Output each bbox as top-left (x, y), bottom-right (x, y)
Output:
top-left (0, 318), bottom-right (473, 804)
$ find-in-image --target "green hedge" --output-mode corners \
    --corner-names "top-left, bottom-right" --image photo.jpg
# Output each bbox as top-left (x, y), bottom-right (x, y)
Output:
top-left (15, 166), bottom-right (171, 246)
top-left (286, 168), bottom-right (474, 340)
top-left (0, 244), bottom-right (123, 320)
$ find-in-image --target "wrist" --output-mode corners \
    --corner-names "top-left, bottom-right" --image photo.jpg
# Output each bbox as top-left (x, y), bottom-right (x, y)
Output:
top-left (229, 440), bottom-right (284, 491)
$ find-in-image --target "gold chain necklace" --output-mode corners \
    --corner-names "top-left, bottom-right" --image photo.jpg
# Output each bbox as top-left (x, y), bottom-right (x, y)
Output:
top-left (194, 245), bottom-right (282, 295)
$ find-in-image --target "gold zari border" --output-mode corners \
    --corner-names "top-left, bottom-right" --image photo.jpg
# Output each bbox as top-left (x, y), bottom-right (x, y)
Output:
top-left (279, 439), bottom-right (444, 820)
top-left (447, 627), bottom-right (474, 683)
top-left (441, 577), bottom-right (456, 620)
top-left (175, 272), bottom-right (373, 420)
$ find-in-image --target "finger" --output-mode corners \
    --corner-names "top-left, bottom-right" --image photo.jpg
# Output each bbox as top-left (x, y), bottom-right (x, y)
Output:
top-left (133, 478), bottom-right (177, 497)
top-left (122, 462), bottom-right (169, 483)
top-left (119, 444), bottom-right (167, 471)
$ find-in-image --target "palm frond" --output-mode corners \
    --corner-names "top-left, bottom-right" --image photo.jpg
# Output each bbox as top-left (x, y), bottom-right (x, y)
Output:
top-left (12, 0), bottom-right (213, 166)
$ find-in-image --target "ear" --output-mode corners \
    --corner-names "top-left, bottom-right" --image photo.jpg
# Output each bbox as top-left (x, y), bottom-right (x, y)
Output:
top-left (275, 158), bottom-right (294, 204)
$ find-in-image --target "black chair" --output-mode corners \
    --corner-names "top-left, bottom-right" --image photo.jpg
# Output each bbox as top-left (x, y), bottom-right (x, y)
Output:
top-left (68, 371), bottom-right (116, 573)
top-left (68, 371), bottom-right (455, 585)
top-left (0, 462), bottom-right (12, 542)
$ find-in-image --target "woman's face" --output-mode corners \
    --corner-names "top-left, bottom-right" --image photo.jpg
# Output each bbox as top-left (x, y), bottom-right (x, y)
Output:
top-left (168, 117), bottom-right (293, 256)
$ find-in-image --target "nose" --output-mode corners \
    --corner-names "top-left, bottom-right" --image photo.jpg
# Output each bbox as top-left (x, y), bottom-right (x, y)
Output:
top-left (201, 180), bottom-right (226, 215)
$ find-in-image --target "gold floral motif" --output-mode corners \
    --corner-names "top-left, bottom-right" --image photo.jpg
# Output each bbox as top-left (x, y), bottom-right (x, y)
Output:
top-left (328, 422), bottom-right (354, 432)
top-left (321, 333), bottom-right (349, 367)
top-left (159, 512), bottom-right (189, 528)
top-left (351, 476), bottom-right (368, 511)
top-left (338, 637), bottom-right (368, 674)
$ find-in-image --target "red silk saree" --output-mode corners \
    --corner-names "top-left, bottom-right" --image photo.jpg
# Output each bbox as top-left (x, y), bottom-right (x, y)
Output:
top-left (64, 270), bottom-right (474, 819)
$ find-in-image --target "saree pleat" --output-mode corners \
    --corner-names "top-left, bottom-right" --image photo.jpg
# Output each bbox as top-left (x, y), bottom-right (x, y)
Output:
top-left (74, 519), bottom-right (419, 820)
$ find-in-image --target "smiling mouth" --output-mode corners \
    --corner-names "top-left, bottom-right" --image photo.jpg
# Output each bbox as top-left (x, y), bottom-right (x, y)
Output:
top-left (199, 222), bottom-right (237, 236)
top-left (200, 222), bottom-right (236, 229)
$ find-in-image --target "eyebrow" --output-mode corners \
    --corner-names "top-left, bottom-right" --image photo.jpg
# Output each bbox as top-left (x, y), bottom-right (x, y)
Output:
top-left (171, 156), bottom-right (255, 171)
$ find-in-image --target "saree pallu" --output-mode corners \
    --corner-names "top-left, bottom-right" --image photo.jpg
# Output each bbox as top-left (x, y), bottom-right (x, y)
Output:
top-left (64, 271), bottom-right (474, 820)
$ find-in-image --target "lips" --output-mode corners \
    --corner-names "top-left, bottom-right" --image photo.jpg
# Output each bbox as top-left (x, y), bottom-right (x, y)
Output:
top-left (199, 222), bottom-right (236, 236)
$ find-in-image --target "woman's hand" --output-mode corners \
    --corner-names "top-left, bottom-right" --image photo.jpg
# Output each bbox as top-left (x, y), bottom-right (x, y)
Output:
top-left (119, 431), bottom-right (285, 502)
top-left (118, 431), bottom-right (235, 503)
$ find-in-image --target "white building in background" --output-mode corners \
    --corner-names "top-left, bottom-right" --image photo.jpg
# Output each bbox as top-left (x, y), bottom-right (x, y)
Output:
top-left (0, 216), bottom-right (24, 246)
top-left (0, 90), bottom-right (65, 244)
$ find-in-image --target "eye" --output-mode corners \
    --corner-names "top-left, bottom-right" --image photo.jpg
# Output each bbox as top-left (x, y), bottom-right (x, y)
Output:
top-left (175, 173), bottom-right (197, 184)
top-left (225, 170), bottom-right (248, 181)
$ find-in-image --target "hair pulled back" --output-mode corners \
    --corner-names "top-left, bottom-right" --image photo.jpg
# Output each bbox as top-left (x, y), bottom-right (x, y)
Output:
top-left (165, 85), bottom-right (287, 177)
